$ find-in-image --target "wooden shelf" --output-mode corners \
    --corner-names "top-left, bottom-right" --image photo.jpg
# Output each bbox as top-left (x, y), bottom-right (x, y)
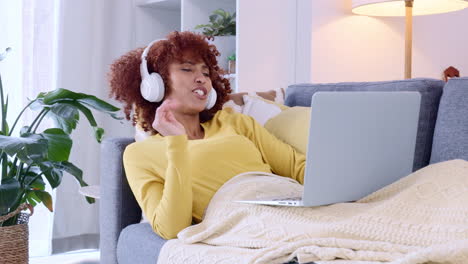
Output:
top-left (135, 0), bottom-right (180, 10)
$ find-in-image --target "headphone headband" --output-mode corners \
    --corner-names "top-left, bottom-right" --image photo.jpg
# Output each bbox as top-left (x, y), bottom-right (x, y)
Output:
top-left (140, 38), bottom-right (166, 78)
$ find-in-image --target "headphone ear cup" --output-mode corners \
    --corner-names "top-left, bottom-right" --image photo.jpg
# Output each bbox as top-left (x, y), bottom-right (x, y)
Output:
top-left (205, 88), bottom-right (217, 110)
top-left (140, 73), bottom-right (165, 102)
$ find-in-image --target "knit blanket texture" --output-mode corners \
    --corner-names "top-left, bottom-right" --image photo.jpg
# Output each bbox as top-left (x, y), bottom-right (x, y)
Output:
top-left (157, 160), bottom-right (468, 264)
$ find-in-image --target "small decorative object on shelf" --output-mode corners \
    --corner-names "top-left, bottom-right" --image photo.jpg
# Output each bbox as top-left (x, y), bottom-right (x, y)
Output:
top-left (222, 74), bottom-right (236, 80)
top-left (443, 66), bottom-right (460, 82)
top-left (228, 53), bottom-right (236, 74)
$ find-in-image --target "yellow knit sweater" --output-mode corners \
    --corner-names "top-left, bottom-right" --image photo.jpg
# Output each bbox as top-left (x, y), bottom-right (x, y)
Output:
top-left (123, 108), bottom-right (305, 239)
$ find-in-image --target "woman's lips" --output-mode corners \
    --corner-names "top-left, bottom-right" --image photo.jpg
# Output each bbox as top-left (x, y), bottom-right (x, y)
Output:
top-left (192, 87), bottom-right (208, 100)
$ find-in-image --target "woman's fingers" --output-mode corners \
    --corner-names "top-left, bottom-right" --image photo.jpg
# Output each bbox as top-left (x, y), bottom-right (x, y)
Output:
top-left (152, 99), bottom-right (186, 136)
top-left (153, 101), bottom-right (169, 130)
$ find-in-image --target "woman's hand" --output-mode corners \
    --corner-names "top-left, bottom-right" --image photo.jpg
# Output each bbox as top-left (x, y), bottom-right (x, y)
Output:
top-left (153, 99), bottom-right (186, 137)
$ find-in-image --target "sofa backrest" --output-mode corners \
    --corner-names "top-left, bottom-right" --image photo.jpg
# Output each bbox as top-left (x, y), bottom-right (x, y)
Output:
top-left (430, 77), bottom-right (468, 164)
top-left (284, 78), bottom-right (445, 172)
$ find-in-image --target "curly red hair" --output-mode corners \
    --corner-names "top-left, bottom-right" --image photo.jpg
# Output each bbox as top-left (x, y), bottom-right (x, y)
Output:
top-left (108, 31), bottom-right (232, 134)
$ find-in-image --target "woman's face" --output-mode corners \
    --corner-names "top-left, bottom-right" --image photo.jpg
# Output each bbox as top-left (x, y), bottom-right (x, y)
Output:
top-left (165, 56), bottom-right (213, 114)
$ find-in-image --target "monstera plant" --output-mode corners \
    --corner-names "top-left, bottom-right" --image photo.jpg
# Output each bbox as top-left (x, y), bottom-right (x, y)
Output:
top-left (194, 8), bottom-right (236, 36)
top-left (0, 47), bottom-right (121, 226)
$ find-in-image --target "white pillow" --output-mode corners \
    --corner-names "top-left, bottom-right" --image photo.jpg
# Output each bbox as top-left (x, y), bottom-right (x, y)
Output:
top-left (135, 125), bottom-right (152, 142)
top-left (241, 95), bottom-right (283, 126)
top-left (222, 99), bottom-right (243, 113)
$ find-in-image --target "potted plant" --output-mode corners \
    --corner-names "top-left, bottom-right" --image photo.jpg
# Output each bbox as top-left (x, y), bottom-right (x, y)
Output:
top-left (227, 53), bottom-right (236, 74)
top-left (0, 47), bottom-right (121, 262)
top-left (195, 8), bottom-right (236, 72)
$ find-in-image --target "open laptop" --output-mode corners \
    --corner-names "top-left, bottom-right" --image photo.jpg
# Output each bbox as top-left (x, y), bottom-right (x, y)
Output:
top-left (236, 91), bottom-right (421, 207)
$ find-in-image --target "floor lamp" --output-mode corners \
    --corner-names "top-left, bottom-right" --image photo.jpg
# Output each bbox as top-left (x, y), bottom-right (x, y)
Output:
top-left (352, 0), bottom-right (468, 79)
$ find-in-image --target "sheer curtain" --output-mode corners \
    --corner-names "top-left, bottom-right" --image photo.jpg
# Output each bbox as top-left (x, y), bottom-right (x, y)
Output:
top-left (1, 0), bottom-right (58, 257)
top-left (52, 0), bottom-right (135, 254)
top-left (1, 0), bottom-right (135, 256)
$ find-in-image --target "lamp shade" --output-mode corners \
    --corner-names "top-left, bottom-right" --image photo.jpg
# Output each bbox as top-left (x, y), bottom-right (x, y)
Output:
top-left (352, 0), bottom-right (468, 16)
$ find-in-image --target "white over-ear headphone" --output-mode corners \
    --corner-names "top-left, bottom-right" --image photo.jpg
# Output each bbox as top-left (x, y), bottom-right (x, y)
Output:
top-left (140, 39), bottom-right (217, 110)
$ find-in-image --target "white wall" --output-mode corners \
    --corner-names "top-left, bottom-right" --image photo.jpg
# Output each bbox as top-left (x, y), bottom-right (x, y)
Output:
top-left (135, 7), bottom-right (180, 47)
top-left (311, 0), bottom-right (468, 83)
top-left (237, 0), bottom-right (298, 92)
top-left (296, 0), bottom-right (313, 84)
top-left (236, 0), bottom-right (312, 92)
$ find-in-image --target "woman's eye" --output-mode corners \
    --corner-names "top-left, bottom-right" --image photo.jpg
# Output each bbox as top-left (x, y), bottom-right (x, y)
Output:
top-left (203, 73), bottom-right (209, 77)
top-left (181, 68), bottom-right (191, 72)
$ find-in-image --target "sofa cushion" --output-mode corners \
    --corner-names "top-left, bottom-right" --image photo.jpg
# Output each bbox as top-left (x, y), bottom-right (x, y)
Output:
top-left (265, 106), bottom-right (311, 154)
top-left (117, 223), bottom-right (167, 264)
top-left (284, 78), bottom-right (445, 171)
top-left (430, 77), bottom-right (468, 164)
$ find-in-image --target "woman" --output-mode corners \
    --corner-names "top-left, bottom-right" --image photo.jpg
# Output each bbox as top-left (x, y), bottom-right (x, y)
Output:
top-left (109, 31), bottom-right (305, 239)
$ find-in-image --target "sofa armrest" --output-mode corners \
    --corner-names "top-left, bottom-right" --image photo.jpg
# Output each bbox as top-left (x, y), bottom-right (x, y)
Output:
top-left (100, 137), bottom-right (140, 264)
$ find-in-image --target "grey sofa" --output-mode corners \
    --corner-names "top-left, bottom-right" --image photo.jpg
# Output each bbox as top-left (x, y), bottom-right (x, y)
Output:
top-left (100, 77), bottom-right (468, 264)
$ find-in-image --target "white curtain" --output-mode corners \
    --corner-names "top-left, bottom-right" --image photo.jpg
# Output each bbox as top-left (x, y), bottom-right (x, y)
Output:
top-left (52, 0), bottom-right (135, 254)
top-left (1, 0), bottom-right (58, 257)
top-left (1, 0), bottom-right (136, 256)
top-left (24, 0), bottom-right (58, 256)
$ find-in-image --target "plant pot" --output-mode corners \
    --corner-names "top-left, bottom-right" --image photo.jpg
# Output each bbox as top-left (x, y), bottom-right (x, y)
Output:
top-left (209, 36), bottom-right (236, 72)
top-left (228, 60), bottom-right (236, 74)
top-left (0, 204), bottom-right (30, 264)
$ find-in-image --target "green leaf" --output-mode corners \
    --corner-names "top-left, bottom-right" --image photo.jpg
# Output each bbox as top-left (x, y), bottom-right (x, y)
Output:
top-left (20, 126), bottom-right (30, 137)
top-left (2, 95), bottom-right (9, 134)
top-left (94, 127), bottom-right (104, 143)
top-left (30, 179), bottom-right (45, 190)
top-left (55, 161), bottom-right (85, 186)
top-left (23, 190), bottom-right (40, 208)
top-left (209, 14), bottom-right (217, 23)
top-left (0, 134), bottom-right (48, 164)
top-left (47, 104), bottom-right (80, 134)
top-left (55, 161), bottom-right (95, 204)
top-left (0, 178), bottom-right (21, 215)
top-left (62, 162), bottom-right (96, 204)
top-left (39, 161), bottom-right (63, 188)
top-left (39, 88), bottom-right (120, 113)
top-left (194, 24), bottom-right (210, 30)
top-left (34, 190), bottom-right (53, 212)
top-left (2, 121), bottom-right (8, 137)
top-left (59, 101), bottom-right (104, 142)
top-left (1, 152), bottom-right (9, 179)
top-left (29, 98), bottom-right (45, 111)
top-left (41, 128), bottom-right (72, 161)
top-left (213, 9), bottom-right (228, 20)
top-left (23, 171), bottom-right (45, 190)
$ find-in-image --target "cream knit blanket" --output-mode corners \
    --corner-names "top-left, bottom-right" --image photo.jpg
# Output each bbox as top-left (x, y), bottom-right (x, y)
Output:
top-left (157, 160), bottom-right (468, 264)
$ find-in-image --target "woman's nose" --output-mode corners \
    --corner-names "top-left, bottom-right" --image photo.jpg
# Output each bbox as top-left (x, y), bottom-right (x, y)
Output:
top-left (195, 73), bottom-right (206, 84)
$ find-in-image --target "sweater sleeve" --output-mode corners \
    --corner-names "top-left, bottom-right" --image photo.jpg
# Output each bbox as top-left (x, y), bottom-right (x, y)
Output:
top-left (123, 135), bottom-right (193, 239)
top-left (233, 112), bottom-right (306, 184)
